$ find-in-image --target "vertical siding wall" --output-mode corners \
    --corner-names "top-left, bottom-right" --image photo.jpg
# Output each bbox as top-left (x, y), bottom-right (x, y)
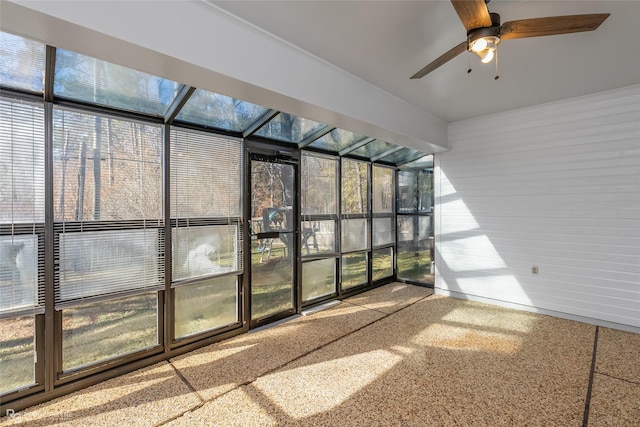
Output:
top-left (435, 85), bottom-right (640, 330)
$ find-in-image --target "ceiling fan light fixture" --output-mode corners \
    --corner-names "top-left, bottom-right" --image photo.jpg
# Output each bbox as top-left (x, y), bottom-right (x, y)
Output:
top-left (479, 48), bottom-right (495, 63)
top-left (469, 37), bottom-right (488, 53)
top-left (469, 35), bottom-right (500, 63)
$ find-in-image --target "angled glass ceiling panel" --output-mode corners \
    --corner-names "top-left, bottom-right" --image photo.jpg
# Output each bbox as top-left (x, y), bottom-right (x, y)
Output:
top-left (350, 139), bottom-right (396, 159)
top-left (380, 147), bottom-right (424, 164)
top-left (308, 128), bottom-right (367, 152)
top-left (54, 49), bottom-right (181, 116)
top-left (254, 112), bottom-right (326, 144)
top-left (175, 89), bottom-right (269, 132)
top-left (0, 31), bottom-right (45, 93)
top-left (401, 154), bottom-right (433, 169)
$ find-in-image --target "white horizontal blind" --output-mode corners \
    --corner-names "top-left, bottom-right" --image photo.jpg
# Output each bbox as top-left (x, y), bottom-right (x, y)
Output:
top-left (0, 98), bottom-right (45, 313)
top-left (53, 107), bottom-right (164, 306)
top-left (170, 128), bottom-right (243, 281)
top-left (436, 85), bottom-right (640, 329)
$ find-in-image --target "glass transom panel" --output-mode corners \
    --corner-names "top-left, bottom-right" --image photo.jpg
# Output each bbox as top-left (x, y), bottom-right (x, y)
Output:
top-left (254, 113), bottom-right (326, 143)
top-left (175, 89), bottom-right (269, 132)
top-left (0, 31), bottom-right (45, 93)
top-left (349, 139), bottom-right (396, 159)
top-left (307, 128), bottom-right (367, 152)
top-left (379, 147), bottom-right (423, 164)
top-left (54, 49), bottom-right (181, 116)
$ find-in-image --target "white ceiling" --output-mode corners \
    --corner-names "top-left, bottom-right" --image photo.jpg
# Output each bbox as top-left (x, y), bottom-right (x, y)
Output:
top-left (213, 0), bottom-right (640, 123)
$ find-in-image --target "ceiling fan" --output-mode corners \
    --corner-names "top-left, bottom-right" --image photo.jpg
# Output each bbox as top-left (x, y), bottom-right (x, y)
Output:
top-left (410, 0), bottom-right (609, 79)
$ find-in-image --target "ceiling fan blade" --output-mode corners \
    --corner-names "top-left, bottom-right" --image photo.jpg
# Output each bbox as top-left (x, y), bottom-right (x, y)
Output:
top-left (410, 41), bottom-right (467, 79)
top-left (500, 14), bottom-right (610, 40)
top-left (450, 0), bottom-right (492, 31)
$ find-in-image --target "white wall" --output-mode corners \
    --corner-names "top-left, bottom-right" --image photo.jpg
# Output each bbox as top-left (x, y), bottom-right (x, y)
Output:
top-left (435, 85), bottom-right (640, 331)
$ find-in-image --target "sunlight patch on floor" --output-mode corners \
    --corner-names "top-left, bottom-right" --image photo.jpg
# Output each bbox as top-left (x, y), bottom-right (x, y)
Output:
top-left (253, 350), bottom-right (403, 419)
top-left (442, 306), bottom-right (535, 333)
top-left (413, 323), bottom-right (522, 354)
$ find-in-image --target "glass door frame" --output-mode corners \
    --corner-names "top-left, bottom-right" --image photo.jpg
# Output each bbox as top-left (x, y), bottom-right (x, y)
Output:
top-left (245, 140), bottom-right (301, 329)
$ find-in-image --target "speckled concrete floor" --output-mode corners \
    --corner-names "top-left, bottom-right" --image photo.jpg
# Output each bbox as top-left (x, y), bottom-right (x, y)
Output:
top-left (3, 283), bottom-right (639, 426)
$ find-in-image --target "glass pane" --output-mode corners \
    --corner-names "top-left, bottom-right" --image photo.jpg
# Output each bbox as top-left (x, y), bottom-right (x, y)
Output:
top-left (398, 170), bottom-right (418, 213)
top-left (418, 170), bottom-right (434, 213)
top-left (341, 218), bottom-right (368, 252)
top-left (397, 216), bottom-right (434, 283)
top-left (254, 113), bottom-right (326, 143)
top-left (380, 147), bottom-right (423, 164)
top-left (171, 129), bottom-right (242, 218)
top-left (372, 217), bottom-right (394, 247)
top-left (341, 159), bottom-right (368, 214)
top-left (58, 230), bottom-right (161, 302)
top-left (349, 139), bottom-right (396, 158)
top-left (307, 128), bottom-right (366, 152)
top-left (372, 247), bottom-right (393, 281)
top-left (250, 237), bottom-right (293, 320)
top-left (0, 99), bottom-right (45, 223)
top-left (175, 89), bottom-right (269, 132)
top-left (302, 258), bottom-right (336, 302)
top-left (302, 220), bottom-right (335, 255)
top-left (341, 252), bottom-right (367, 290)
top-left (0, 235), bottom-right (38, 311)
top-left (62, 293), bottom-right (157, 371)
top-left (0, 315), bottom-right (35, 393)
top-left (402, 154), bottom-right (433, 169)
top-left (251, 161), bottom-right (294, 232)
top-left (54, 49), bottom-right (181, 115)
top-left (172, 225), bottom-right (239, 281)
top-left (301, 153), bottom-right (337, 215)
top-left (0, 32), bottom-right (45, 93)
top-left (53, 109), bottom-right (163, 221)
top-left (373, 165), bottom-right (394, 213)
top-left (174, 276), bottom-right (238, 338)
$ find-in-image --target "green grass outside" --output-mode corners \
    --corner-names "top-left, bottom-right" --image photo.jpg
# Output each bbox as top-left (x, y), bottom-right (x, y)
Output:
top-left (0, 316), bottom-right (35, 393)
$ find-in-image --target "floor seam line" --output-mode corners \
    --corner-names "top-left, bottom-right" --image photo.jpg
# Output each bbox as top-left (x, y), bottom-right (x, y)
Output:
top-left (252, 293), bottom-right (433, 381)
top-left (582, 325), bottom-right (599, 427)
top-left (168, 360), bottom-right (205, 403)
top-left (594, 371), bottom-right (640, 386)
top-left (157, 291), bottom-right (433, 425)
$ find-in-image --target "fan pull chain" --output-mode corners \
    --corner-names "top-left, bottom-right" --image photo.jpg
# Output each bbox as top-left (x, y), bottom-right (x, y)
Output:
top-left (467, 35), bottom-right (472, 73)
top-left (494, 48), bottom-right (500, 80)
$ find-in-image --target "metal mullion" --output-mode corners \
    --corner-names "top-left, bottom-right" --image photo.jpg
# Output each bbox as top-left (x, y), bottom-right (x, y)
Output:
top-left (53, 98), bottom-right (165, 125)
top-left (338, 137), bottom-right (375, 157)
top-left (298, 125), bottom-right (333, 148)
top-left (242, 109), bottom-right (279, 138)
top-left (44, 100), bottom-right (56, 391)
top-left (164, 85), bottom-right (195, 125)
top-left (170, 120), bottom-right (243, 139)
top-left (44, 46), bottom-right (56, 103)
top-left (0, 87), bottom-right (44, 104)
top-left (163, 124), bottom-right (173, 351)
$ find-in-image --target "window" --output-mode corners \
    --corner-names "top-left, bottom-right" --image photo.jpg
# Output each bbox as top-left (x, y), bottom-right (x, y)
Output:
top-left (300, 152), bottom-right (338, 302)
top-left (0, 97), bottom-right (44, 394)
top-left (170, 128), bottom-right (242, 338)
top-left (396, 169), bottom-right (434, 284)
top-left (52, 107), bottom-right (163, 370)
top-left (340, 158), bottom-right (370, 290)
top-left (62, 293), bottom-right (158, 371)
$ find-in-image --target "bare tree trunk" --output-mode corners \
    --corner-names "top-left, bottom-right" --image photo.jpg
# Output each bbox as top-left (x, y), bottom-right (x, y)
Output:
top-left (93, 116), bottom-right (102, 220)
top-left (107, 118), bottom-right (115, 185)
top-left (355, 162), bottom-right (363, 212)
top-left (57, 120), bottom-right (69, 218)
top-left (75, 138), bottom-right (87, 221)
